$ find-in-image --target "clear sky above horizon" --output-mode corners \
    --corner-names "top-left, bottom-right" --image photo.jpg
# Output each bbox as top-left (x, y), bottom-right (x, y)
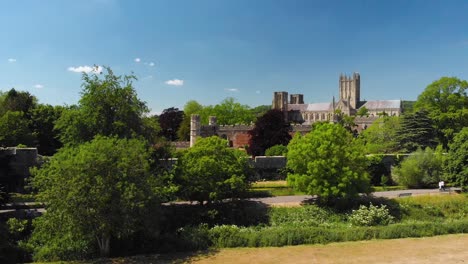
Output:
top-left (1, 0), bottom-right (468, 114)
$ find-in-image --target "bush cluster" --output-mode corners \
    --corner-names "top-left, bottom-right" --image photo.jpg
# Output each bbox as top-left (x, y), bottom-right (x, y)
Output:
top-left (348, 204), bottom-right (395, 226)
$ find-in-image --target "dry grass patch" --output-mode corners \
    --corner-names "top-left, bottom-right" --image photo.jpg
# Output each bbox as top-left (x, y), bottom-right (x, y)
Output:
top-left (189, 234), bottom-right (468, 264)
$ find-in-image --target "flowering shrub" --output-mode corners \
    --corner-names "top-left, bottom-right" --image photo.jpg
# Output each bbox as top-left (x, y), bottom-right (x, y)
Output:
top-left (349, 203), bottom-right (395, 226)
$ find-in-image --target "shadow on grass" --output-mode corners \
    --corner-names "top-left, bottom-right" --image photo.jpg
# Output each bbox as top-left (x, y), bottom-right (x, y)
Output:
top-left (79, 249), bottom-right (220, 264)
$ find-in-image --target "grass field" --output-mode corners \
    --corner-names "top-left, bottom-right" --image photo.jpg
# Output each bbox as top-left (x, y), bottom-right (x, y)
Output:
top-left (65, 234), bottom-right (467, 263)
top-left (175, 234), bottom-right (468, 264)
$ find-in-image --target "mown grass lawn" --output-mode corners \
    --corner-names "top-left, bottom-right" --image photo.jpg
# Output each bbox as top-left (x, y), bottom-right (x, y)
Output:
top-left (38, 234), bottom-right (468, 263)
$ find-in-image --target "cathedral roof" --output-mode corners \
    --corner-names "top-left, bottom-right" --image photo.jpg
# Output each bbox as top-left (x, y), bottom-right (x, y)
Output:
top-left (360, 100), bottom-right (401, 110)
top-left (288, 103), bottom-right (332, 112)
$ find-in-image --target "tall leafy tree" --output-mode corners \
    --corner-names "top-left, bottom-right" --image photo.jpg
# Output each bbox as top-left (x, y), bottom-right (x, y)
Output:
top-left (174, 136), bottom-right (251, 204)
top-left (358, 116), bottom-right (400, 153)
top-left (0, 88), bottom-right (37, 118)
top-left (396, 109), bottom-right (436, 153)
top-left (30, 136), bottom-right (161, 259)
top-left (247, 109), bottom-right (291, 156)
top-left (0, 111), bottom-right (35, 147)
top-left (208, 97), bottom-right (255, 125)
top-left (445, 128), bottom-right (468, 190)
top-left (55, 67), bottom-right (158, 146)
top-left (414, 77), bottom-right (468, 148)
top-left (287, 123), bottom-right (370, 204)
top-left (157, 107), bottom-right (184, 141)
top-left (177, 100), bottom-right (204, 141)
top-left (394, 147), bottom-right (444, 188)
top-left (30, 104), bottom-right (64, 155)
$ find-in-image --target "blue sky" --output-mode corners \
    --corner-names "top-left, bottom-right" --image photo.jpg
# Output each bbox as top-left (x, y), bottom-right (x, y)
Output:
top-left (1, 0), bottom-right (468, 114)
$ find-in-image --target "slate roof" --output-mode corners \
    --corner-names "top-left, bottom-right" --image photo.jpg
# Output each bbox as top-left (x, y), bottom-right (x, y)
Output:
top-left (360, 100), bottom-right (401, 110)
top-left (288, 103), bottom-right (332, 112)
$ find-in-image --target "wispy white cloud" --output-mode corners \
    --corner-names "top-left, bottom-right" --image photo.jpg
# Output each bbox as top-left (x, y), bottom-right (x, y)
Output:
top-left (67, 65), bottom-right (103, 74)
top-left (134, 58), bottom-right (141, 63)
top-left (255, 90), bottom-right (261, 94)
top-left (8, 58), bottom-right (16, 63)
top-left (165, 79), bottom-right (184, 86)
top-left (33, 84), bottom-right (44, 89)
top-left (225, 88), bottom-right (239, 92)
top-left (148, 62), bottom-right (155, 67)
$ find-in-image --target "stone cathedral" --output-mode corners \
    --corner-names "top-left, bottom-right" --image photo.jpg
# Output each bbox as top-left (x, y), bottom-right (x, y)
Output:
top-left (273, 73), bottom-right (402, 126)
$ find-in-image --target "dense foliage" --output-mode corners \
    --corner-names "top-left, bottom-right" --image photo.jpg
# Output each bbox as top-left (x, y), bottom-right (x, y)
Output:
top-left (393, 148), bottom-right (444, 188)
top-left (396, 109), bottom-right (436, 152)
top-left (445, 128), bottom-right (468, 190)
top-left (157, 107), bottom-right (184, 141)
top-left (248, 109), bottom-right (291, 156)
top-left (174, 136), bottom-right (251, 204)
top-left (287, 123), bottom-right (370, 203)
top-left (358, 116), bottom-right (400, 153)
top-left (29, 136), bottom-right (161, 259)
top-left (55, 67), bottom-right (158, 146)
top-left (414, 77), bottom-right (468, 148)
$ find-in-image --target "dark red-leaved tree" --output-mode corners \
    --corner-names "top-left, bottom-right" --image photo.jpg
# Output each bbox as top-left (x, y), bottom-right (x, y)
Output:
top-left (158, 107), bottom-right (184, 141)
top-left (247, 109), bottom-right (291, 156)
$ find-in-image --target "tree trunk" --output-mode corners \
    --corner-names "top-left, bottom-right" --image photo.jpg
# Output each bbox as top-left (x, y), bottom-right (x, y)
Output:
top-left (97, 235), bottom-right (111, 257)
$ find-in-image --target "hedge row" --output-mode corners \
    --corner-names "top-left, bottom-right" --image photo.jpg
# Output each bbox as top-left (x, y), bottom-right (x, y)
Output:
top-left (178, 220), bottom-right (468, 249)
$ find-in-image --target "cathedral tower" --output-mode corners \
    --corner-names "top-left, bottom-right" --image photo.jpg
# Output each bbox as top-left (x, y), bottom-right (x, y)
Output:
top-left (272, 91), bottom-right (289, 121)
top-left (339, 73), bottom-right (360, 109)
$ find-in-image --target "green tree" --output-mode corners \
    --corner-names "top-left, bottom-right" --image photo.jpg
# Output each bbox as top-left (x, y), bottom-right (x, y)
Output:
top-left (445, 128), bottom-right (468, 190)
top-left (247, 109), bottom-right (291, 156)
top-left (0, 88), bottom-right (37, 118)
top-left (174, 136), bottom-right (251, 204)
top-left (287, 123), bottom-right (370, 203)
top-left (177, 100), bottom-right (204, 141)
top-left (265, 144), bottom-right (288, 156)
top-left (209, 97), bottom-right (255, 125)
top-left (393, 147), bottom-right (444, 188)
top-left (396, 109), bottom-right (436, 153)
top-left (414, 77), bottom-right (468, 148)
top-left (356, 106), bottom-right (369, 117)
top-left (30, 136), bottom-right (161, 259)
top-left (358, 116), bottom-right (400, 153)
top-left (250, 105), bottom-right (271, 119)
top-left (55, 67), bottom-right (157, 146)
top-left (0, 111), bottom-right (35, 147)
top-left (30, 104), bottom-right (64, 155)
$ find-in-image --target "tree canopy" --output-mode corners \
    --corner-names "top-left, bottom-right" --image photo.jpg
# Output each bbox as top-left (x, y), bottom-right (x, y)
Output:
top-left (396, 109), bottom-right (436, 153)
top-left (30, 136), bottom-right (161, 259)
top-left (414, 77), bottom-right (468, 148)
top-left (157, 107), bottom-right (184, 141)
top-left (247, 109), bottom-right (291, 156)
top-left (358, 116), bottom-right (400, 154)
top-left (445, 127), bottom-right (468, 190)
top-left (287, 123), bottom-right (370, 203)
top-left (55, 67), bottom-right (158, 146)
top-left (174, 136), bottom-right (251, 204)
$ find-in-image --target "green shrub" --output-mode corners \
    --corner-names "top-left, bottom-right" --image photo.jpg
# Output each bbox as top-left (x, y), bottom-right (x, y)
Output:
top-left (269, 205), bottom-right (341, 227)
top-left (393, 148), bottom-right (444, 188)
top-left (265, 145), bottom-right (288, 156)
top-left (348, 204), bottom-right (395, 226)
